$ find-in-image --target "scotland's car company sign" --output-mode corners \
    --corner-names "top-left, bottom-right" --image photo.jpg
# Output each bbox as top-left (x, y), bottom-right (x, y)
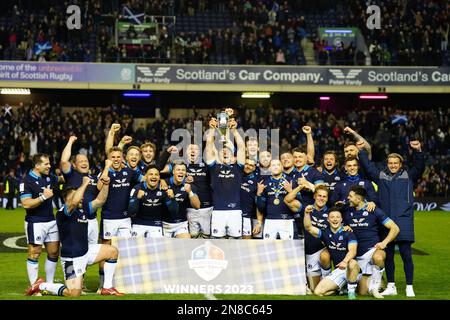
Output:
top-left (135, 64), bottom-right (450, 86)
top-left (0, 61), bottom-right (449, 87)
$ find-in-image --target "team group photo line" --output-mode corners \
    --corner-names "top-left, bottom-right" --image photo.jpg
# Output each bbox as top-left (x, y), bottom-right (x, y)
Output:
top-left (20, 108), bottom-right (424, 299)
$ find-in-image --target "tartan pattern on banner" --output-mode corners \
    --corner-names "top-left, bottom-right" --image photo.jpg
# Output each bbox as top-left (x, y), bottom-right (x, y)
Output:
top-left (112, 237), bottom-right (307, 295)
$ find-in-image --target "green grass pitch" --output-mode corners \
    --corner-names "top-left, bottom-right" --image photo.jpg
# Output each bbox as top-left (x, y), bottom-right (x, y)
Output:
top-left (0, 208), bottom-right (449, 300)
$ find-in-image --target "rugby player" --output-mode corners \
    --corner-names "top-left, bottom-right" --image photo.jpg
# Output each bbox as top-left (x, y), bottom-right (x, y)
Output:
top-left (304, 206), bottom-right (359, 300)
top-left (205, 110), bottom-right (246, 239)
top-left (26, 176), bottom-right (124, 297)
top-left (129, 165), bottom-right (179, 238)
top-left (163, 162), bottom-right (200, 238)
top-left (330, 157), bottom-right (377, 205)
top-left (345, 185), bottom-right (400, 298)
top-left (257, 159), bottom-right (300, 240)
top-left (240, 159), bottom-right (263, 239)
top-left (61, 135), bottom-right (101, 244)
top-left (320, 150), bottom-right (341, 194)
top-left (185, 143), bottom-right (213, 238)
top-left (20, 154), bottom-right (60, 287)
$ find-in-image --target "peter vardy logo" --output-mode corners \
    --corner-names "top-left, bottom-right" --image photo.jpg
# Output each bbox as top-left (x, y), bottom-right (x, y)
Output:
top-left (440, 202), bottom-right (450, 211)
top-left (329, 69), bottom-right (363, 85)
top-left (188, 241), bottom-right (228, 281)
top-left (136, 66), bottom-right (171, 83)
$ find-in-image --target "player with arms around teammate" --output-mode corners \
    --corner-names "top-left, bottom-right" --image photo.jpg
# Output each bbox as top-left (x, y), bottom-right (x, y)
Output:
top-left (345, 185), bottom-right (400, 298)
top-left (205, 109), bottom-right (246, 239)
top-left (20, 154), bottom-right (60, 289)
top-left (304, 206), bottom-right (360, 300)
top-left (162, 162), bottom-right (201, 238)
top-left (26, 176), bottom-right (124, 296)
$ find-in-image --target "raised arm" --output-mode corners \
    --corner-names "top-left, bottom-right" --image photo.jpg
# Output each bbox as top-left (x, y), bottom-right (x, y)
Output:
top-left (118, 135), bottom-right (133, 151)
top-left (230, 118), bottom-right (245, 165)
top-left (97, 159), bottom-right (112, 191)
top-left (60, 136), bottom-right (77, 174)
top-left (205, 118), bottom-right (217, 165)
top-left (90, 176), bottom-right (110, 212)
top-left (407, 141), bottom-right (425, 182)
top-left (105, 123), bottom-right (121, 156)
top-left (345, 127), bottom-right (372, 159)
top-left (303, 126), bottom-right (315, 165)
top-left (358, 149), bottom-right (381, 184)
top-left (67, 177), bottom-right (90, 213)
top-left (303, 205), bottom-right (320, 238)
top-left (185, 183), bottom-right (201, 209)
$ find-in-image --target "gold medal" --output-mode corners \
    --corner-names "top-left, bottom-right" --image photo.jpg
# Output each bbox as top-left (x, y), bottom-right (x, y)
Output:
top-left (274, 198), bottom-right (280, 205)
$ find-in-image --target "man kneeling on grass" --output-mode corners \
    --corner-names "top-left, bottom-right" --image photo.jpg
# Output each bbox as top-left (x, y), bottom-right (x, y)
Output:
top-left (304, 205), bottom-right (360, 300)
top-left (26, 175), bottom-right (124, 297)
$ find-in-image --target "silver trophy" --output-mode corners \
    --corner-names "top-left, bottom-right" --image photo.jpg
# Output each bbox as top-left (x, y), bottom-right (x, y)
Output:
top-left (217, 111), bottom-right (229, 142)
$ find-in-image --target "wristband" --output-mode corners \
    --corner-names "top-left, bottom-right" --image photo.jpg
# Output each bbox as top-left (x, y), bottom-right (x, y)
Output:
top-left (39, 195), bottom-right (46, 202)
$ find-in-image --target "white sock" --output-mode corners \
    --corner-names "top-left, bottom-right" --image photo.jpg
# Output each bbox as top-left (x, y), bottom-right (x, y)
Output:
top-left (103, 259), bottom-right (117, 289)
top-left (39, 282), bottom-right (66, 296)
top-left (369, 266), bottom-right (384, 291)
top-left (27, 259), bottom-right (39, 285)
top-left (347, 282), bottom-right (357, 294)
top-left (320, 266), bottom-right (331, 278)
top-left (406, 285), bottom-right (414, 290)
top-left (45, 258), bottom-right (57, 283)
top-left (387, 282), bottom-right (396, 288)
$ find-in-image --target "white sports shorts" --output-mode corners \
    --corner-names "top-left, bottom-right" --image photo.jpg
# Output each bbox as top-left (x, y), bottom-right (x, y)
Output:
top-left (356, 247), bottom-right (377, 275)
top-left (186, 206), bottom-right (213, 237)
top-left (306, 248), bottom-right (325, 277)
top-left (61, 244), bottom-right (101, 281)
top-left (263, 218), bottom-right (295, 240)
top-left (25, 220), bottom-right (59, 245)
top-left (102, 218), bottom-right (132, 239)
top-left (163, 221), bottom-right (189, 238)
top-left (132, 224), bottom-right (163, 238)
top-left (211, 210), bottom-right (242, 238)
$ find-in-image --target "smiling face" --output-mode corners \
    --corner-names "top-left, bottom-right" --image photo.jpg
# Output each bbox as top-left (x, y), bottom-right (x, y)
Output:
top-left (74, 154), bottom-right (89, 174)
top-left (35, 156), bottom-right (51, 175)
top-left (141, 145), bottom-right (155, 163)
top-left (126, 148), bottom-right (141, 169)
top-left (109, 150), bottom-right (123, 171)
top-left (323, 153), bottom-right (337, 172)
top-left (145, 168), bottom-right (160, 189)
top-left (173, 163), bottom-right (187, 184)
top-left (244, 159), bottom-right (256, 175)
top-left (347, 191), bottom-right (363, 207)
top-left (246, 139), bottom-right (259, 158)
top-left (270, 159), bottom-right (283, 176)
top-left (280, 152), bottom-right (294, 170)
top-left (327, 210), bottom-right (343, 230)
top-left (259, 151), bottom-right (272, 168)
top-left (345, 158), bottom-right (359, 176)
top-left (314, 188), bottom-right (329, 209)
top-left (387, 156), bottom-right (402, 174)
top-left (293, 151), bottom-right (307, 169)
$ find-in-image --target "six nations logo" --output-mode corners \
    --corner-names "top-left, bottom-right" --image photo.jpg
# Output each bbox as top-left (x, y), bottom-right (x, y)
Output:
top-left (136, 66), bottom-right (171, 83)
